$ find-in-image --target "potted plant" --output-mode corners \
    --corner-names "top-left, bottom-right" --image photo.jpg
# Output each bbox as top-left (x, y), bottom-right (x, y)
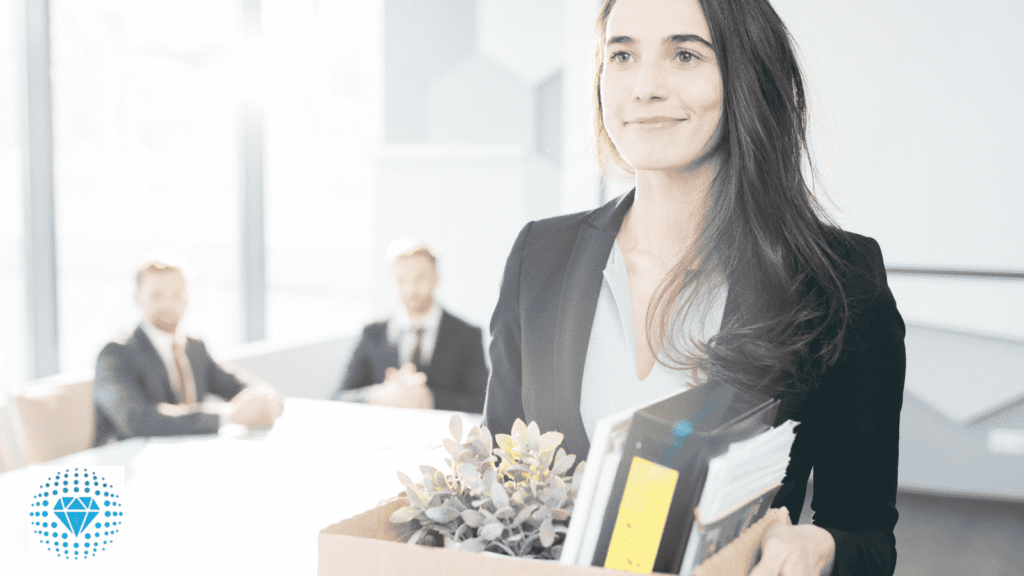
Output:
top-left (389, 414), bottom-right (586, 560)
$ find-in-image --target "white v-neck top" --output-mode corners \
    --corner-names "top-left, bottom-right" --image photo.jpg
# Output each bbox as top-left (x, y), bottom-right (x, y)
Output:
top-left (579, 241), bottom-right (729, 440)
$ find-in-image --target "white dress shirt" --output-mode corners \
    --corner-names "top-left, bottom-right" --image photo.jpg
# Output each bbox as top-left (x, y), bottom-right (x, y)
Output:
top-left (387, 302), bottom-right (443, 366)
top-left (139, 320), bottom-right (190, 391)
top-left (579, 240), bottom-right (729, 439)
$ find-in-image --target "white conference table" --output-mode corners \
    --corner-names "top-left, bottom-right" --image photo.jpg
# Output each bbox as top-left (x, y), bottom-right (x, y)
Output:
top-left (0, 398), bottom-right (481, 575)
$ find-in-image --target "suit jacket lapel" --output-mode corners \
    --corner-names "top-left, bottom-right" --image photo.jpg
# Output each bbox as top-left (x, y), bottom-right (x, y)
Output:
top-left (553, 191), bottom-right (634, 441)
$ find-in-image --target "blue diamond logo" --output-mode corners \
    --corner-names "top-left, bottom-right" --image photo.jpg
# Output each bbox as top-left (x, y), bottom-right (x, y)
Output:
top-left (53, 496), bottom-right (100, 536)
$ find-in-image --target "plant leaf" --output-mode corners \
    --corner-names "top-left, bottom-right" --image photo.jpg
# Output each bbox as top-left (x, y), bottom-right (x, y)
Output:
top-left (389, 506), bottom-right (422, 524)
top-left (479, 522), bottom-right (504, 541)
top-left (513, 431), bottom-right (527, 451)
top-left (512, 504), bottom-right (538, 528)
top-left (490, 479), bottom-right (509, 509)
top-left (494, 505), bottom-right (515, 519)
top-left (481, 425), bottom-right (493, 453)
top-left (511, 419), bottom-right (527, 438)
top-left (449, 413), bottom-right (463, 442)
top-left (539, 517), bottom-right (556, 548)
top-left (545, 482), bottom-right (568, 511)
top-left (551, 453), bottom-right (576, 476)
top-left (404, 486), bottom-right (427, 509)
top-left (494, 434), bottom-right (516, 454)
top-left (481, 467), bottom-right (497, 489)
top-left (471, 438), bottom-right (489, 456)
top-left (447, 495), bottom-right (467, 512)
top-left (396, 470), bottom-right (415, 489)
top-left (526, 421), bottom-right (541, 451)
top-left (511, 488), bottom-right (527, 506)
top-left (460, 537), bottom-right (486, 553)
top-left (442, 438), bottom-right (461, 456)
top-left (460, 509), bottom-right (486, 527)
top-left (539, 431), bottom-right (564, 452)
top-left (425, 506), bottom-right (461, 523)
top-left (551, 508), bottom-right (570, 521)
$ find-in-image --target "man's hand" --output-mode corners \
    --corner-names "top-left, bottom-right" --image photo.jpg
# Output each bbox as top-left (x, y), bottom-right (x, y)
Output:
top-left (367, 363), bottom-right (433, 409)
top-left (225, 384), bottom-right (283, 429)
top-left (748, 513), bottom-right (835, 576)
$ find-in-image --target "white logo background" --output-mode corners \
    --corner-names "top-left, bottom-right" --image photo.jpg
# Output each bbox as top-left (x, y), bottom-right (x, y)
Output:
top-left (28, 466), bottom-right (125, 560)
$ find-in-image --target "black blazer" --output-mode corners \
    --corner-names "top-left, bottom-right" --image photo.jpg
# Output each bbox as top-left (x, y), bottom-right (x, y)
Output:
top-left (484, 191), bottom-right (905, 576)
top-left (335, 309), bottom-right (489, 413)
top-left (93, 326), bottom-right (247, 445)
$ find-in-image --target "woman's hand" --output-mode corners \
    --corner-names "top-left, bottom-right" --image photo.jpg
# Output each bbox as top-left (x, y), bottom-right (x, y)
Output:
top-left (748, 513), bottom-right (835, 576)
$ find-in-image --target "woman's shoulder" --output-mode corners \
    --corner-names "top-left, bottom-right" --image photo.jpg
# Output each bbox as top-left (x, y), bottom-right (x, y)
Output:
top-left (516, 191), bottom-right (633, 250)
top-left (823, 227), bottom-right (892, 303)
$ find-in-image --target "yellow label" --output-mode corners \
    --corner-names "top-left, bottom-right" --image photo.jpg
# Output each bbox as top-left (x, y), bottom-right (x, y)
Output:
top-left (604, 456), bottom-right (679, 573)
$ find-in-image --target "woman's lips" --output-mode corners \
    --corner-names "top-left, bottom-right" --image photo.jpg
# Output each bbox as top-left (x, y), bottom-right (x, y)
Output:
top-left (626, 116), bottom-right (685, 128)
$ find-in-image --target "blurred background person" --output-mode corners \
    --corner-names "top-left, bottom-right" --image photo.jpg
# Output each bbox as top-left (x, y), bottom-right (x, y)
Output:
top-left (93, 252), bottom-right (283, 445)
top-left (333, 238), bottom-right (488, 412)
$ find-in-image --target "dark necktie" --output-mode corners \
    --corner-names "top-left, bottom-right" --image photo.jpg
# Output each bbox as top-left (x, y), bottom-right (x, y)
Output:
top-left (410, 326), bottom-right (426, 371)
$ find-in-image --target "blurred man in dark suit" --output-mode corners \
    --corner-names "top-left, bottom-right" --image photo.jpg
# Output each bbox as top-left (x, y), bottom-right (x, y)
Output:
top-left (93, 253), bottom-right (282, 445)
top-left (333, 239), bottom-right (488, 413)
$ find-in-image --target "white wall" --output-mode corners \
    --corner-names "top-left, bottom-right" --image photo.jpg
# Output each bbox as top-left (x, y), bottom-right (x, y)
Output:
top-left (774, 0), bottom-right (1023, 339)
top-left (368, 145), bottom-right (548, 329)
top-left (368, 0), bottom-right (603, 331)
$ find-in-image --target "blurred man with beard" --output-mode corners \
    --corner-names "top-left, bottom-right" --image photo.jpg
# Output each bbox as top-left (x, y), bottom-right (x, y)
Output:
top-left (93, 253), bottom-right (282, 444)
top-left (333, 239), bottom-right (488, 412)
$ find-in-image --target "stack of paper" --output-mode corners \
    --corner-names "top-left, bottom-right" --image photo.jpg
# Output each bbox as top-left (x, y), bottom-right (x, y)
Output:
top-left (678, 420), bottom-right (798, 575)
top-left (559, 379), bottom-right (781, 574)
top-left (698, 420), bottom-right (797, 521)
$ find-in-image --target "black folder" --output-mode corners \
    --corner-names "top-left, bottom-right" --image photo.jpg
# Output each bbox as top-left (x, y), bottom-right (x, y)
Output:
top-left (591, 379), bottom-right (779, 574)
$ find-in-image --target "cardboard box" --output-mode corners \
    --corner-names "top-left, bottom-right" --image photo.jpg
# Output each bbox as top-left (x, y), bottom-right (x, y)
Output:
top-left (318, 497), bottom-right (787, 576)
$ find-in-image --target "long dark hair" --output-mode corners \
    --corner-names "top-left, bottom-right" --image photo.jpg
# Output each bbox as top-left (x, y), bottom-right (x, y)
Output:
top-left (594, 0), bottom-right (851, 394)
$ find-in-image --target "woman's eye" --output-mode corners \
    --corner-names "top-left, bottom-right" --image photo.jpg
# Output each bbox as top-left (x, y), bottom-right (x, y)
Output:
top-left (676, 50), bottom-right (696, 63)
top-left (610, 51), bottom-right (631, 64)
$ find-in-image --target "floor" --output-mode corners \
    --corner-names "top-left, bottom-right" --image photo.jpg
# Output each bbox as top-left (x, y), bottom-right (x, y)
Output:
top-left (893, 491), bottom-right (1024, 576)
top-left (800, 489), bottom-right (1024, 575)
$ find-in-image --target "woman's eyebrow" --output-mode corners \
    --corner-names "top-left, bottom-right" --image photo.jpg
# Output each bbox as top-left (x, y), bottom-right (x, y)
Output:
top-left (668, 33), bottom-right (713, 50)
top-left (607, 34), bottom-right (714, 50)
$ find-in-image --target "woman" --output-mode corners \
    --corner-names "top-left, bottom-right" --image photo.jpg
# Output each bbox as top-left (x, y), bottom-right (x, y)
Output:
top-left (483, 0), bottom-right (905, 575)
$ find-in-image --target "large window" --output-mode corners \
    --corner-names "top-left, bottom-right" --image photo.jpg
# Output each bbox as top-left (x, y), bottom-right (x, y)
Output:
top-left (261, 0), bottom-right (380, 343)
top-left (1, 0), bottom-right (27, 388)
top-left (45, 0), bottom-right (385, 376)
top-left (51, 1), bottom-right (243, 372)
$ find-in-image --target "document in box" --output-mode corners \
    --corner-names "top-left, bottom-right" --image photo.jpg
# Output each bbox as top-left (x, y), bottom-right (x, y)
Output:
top-left (678, 420), bottom-right (798, 575)
top-left (593, 380), bottom-right (779, 573)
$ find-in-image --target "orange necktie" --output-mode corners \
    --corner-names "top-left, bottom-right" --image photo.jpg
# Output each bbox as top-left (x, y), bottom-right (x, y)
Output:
top-left (171, 341), bottom-right (198, 405)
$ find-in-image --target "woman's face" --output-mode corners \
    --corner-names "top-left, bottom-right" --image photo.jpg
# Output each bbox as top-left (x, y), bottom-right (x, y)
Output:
top-left (599, 0), bottom-right (723, 174)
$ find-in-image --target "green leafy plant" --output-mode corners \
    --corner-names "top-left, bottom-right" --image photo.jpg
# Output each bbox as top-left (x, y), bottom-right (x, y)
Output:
top-left (389, 413), bottom-right (586, 559)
